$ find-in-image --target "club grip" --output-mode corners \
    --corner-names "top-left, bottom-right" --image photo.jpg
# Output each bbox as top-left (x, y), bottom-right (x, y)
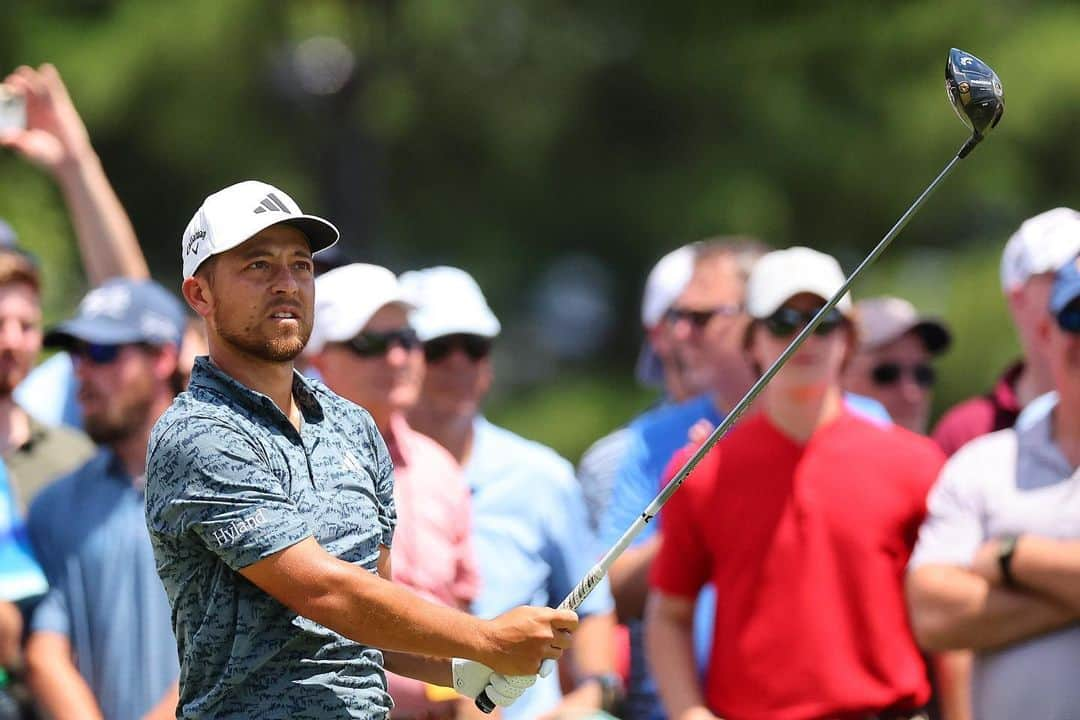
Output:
top-left (475, 691), bottom-right (496, 714)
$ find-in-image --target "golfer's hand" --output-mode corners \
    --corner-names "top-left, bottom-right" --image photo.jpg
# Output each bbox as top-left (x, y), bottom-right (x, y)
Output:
top-left (481, 606), bottom-right (578, 676)
top-left (452, 659), bottom-right (538, 708)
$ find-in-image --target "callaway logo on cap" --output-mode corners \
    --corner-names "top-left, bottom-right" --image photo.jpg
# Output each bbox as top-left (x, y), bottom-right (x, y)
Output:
top-left (181, 180), bottom-right (340, 278)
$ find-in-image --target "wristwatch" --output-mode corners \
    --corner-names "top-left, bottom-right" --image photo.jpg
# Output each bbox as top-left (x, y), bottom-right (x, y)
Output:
top-left (581, 673), bottom-right (625, 715)
top-left (997, 534), bottom-right (1020, 588)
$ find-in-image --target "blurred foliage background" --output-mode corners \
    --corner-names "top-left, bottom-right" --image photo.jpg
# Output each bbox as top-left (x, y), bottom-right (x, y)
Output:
top-left (2, 0), bottom-right (1077, 461)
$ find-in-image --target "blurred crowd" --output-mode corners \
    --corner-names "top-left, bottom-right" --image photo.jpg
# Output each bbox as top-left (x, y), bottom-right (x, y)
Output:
top-left (1, 63), bottom-right (1079, 720)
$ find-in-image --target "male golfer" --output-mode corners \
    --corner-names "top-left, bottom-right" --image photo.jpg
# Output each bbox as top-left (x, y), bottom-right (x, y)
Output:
top-left (145, 180), bottom-right (577, 719)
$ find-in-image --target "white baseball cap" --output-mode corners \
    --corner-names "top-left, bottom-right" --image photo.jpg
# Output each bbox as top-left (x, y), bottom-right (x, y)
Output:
top-left (641, 245), bottom-right (696, 327)
top-left (181, 180), bottom-right (339, 278)
top-left (999, 207), bottom-right (1080, 293)
top-left (745, 246), bottom-right (852, 319)
top-left (398, 266), bottom-right (500, 342)
top-left (855, 296), bottom-right (951, 354)
top-left (635, 244), bottom-right (697, 386)
top-left (306, 263), bottom-right (414, 355)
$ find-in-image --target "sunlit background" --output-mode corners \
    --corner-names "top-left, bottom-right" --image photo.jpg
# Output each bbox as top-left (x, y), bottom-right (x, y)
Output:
top-left (3, 1), bottom-right (1079, 460)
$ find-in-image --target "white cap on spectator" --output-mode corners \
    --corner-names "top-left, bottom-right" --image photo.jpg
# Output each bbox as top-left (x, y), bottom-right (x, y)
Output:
top-left (181, 180), bottom-right (339, 278)
top-left (1000, 207), bottom-right (1080, 293)
top-left (399, 266), bottom-right (500, 342)
top-left (636, 245), bottom-right (696, 386)
top-left (307, 263), bottom-right (413, 354)
top-left (641, 245), bottom-right (696, 327)
top-left (855, 296), bottom-right (951, 354)
top-left (746, 246), bottom-right (852, 319)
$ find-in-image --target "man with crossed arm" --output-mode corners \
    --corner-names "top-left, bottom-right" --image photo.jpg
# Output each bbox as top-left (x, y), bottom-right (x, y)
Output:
top-left (146, 181), bottom-right (577, 719)
top-left (906, 253), bottom-right (1080, 719)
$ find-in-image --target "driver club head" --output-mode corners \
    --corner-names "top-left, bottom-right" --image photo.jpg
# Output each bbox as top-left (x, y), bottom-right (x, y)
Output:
top-left (945, 48), bottom-right (1004, 139)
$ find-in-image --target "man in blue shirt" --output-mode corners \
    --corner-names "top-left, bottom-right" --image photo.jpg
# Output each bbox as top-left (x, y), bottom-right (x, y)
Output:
top-left (403, 266), bottom-right (620, 720)
top-left (146, 181), bottom-right (577, 720)
top-left (24, 277), bottom-right (188, 720)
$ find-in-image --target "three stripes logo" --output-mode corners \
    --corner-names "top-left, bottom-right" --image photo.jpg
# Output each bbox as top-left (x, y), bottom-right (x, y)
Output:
top-left (253, 192), bottom-right (292, 215)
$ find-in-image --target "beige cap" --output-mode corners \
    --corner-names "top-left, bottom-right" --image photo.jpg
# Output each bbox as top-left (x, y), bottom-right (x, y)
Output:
top-left (855, 296), bottom-right (951, 354)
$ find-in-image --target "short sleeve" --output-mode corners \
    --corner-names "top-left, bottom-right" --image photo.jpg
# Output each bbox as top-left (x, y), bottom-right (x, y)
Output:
top-left (367, 422), bottom-right (396, 548)
top-left (649, 447), bottom-right (713, 599)
top-left (598, 431), bottom-right (657, 550)
top-left (29, 584), bottom-right (70, 636)
top-left (147, 420), bottom-right (312, 570)
top-left (908, 440), bottom-right (990, 569)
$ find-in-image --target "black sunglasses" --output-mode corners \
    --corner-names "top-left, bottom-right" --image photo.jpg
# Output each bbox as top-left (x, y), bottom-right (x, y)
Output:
top-left (344, 328), bottom-right (420, 358)
top-left (423, 334), bottom-right (493, 363)
top-left (69, 341), bottom-right (133, 365)
top-left (762, 306), bottom-right (844, 338)
top-left (664, 304), bottom-right (742, 329)
top-left (1057, 303), bottom-right (1080, 334)
top-left (871, 362), bottom-right (936, 388)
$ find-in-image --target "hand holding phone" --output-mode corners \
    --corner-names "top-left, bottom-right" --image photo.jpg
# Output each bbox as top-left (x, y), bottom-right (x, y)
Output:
top-left (0, 86), bottom-right (26, 134)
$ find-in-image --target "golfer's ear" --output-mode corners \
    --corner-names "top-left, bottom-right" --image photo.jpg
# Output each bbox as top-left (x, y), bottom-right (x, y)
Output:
top-left (183, 276), bottom-right (213, 319)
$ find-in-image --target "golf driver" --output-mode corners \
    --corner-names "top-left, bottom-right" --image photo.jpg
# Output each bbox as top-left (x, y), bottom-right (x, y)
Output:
top-left (475, 47), bottom-right (1003, 714)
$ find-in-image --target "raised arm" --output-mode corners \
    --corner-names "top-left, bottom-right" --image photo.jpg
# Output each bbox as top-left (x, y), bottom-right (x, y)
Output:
top-left (1, 64), bottom-right (149, 284)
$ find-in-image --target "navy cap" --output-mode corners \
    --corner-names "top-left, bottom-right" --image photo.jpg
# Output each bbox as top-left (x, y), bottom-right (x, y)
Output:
top-left (44, 278), bottom-right (187, 350)
top-left (1049, 253), bottom-right (1080, 318)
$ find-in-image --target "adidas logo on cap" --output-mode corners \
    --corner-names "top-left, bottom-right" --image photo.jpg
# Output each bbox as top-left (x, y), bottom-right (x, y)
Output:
top-left (180, 180), bottom-right (340, 279)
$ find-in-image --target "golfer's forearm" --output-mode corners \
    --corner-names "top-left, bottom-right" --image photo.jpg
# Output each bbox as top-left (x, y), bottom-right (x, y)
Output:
top-left (906, 565), bottom-right (1076, 651)
top-left (382, 651), bottom-right (452, 687)
top-left (25, 632), bottom-right (105, 720)
top-left (300, 560), bottom-right (492, 662)
top-left (1011, 536), bottom-right (1080, 613)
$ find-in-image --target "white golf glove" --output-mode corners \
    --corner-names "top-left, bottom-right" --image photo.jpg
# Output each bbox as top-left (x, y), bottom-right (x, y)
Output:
top-left (451, 658), bottom-right (556, 707)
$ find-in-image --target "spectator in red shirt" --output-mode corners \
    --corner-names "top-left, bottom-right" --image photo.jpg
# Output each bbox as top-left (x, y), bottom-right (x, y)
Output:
top-left (645, 246), bottom-right (946, 720)
top-left (932, 208), bottom-right (1080, 457)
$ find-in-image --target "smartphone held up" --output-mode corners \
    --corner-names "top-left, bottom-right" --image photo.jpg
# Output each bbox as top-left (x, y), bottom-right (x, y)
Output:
top-left (0, 86), bottom-right (26, 134)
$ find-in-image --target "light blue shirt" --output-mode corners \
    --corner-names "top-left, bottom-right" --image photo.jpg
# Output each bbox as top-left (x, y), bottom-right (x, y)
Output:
top-left (465, 417), bottom-right (615, 720)
top-left (599, 391), bottom-right (891, 720)
top-left (15, 352), bottom-right (81, 429)
top-left (0, 462), bottom-right (47, 602)
top-left (27, 450), bottom-right (179, 720)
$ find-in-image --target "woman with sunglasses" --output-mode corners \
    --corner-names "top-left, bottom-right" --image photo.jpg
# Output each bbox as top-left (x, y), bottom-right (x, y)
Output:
top-left (645, 247), bottom-right (947, 720)
top-left (843, 296), bottom-right (952, 435)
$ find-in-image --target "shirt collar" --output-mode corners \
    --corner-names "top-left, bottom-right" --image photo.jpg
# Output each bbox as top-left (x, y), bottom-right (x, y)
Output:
top-left (385, 412), bottom-right (415, 467)
top-left (992, 360), bottom-right (1025, 414)
top-left (188, 356), bottom-right (325, 429)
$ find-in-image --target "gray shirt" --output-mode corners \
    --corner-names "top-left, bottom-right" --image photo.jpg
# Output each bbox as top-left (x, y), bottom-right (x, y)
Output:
top-left (910, 411), bottom-right (1080, 720)
top-left (146, 357), bottom-right (397, 719)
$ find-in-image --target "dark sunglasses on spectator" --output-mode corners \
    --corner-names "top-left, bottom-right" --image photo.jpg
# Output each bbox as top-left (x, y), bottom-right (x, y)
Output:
top-left (1057, 302), bottom-right (1080, 334)
top-left (763, 306), bottom-right (844, 338)
top-left (423, 334), bottom-right (493, 363)
top-left (871, 362), bottom-right (936, 388)
top-left (664, 304), bottom-right (742, 329)
top-left (345, 328), bottom-right (420, 357)
top-left (69, 341), bottom-right (131, 365)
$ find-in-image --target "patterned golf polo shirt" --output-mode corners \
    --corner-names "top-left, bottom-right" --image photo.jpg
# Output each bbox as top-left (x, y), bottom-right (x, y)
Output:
top-left (146, 356), bottom-right (397, 719)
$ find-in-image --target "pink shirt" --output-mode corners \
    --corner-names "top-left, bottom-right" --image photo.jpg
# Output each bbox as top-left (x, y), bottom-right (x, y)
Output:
top-left (383, 413), bottom-right (479, 717)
